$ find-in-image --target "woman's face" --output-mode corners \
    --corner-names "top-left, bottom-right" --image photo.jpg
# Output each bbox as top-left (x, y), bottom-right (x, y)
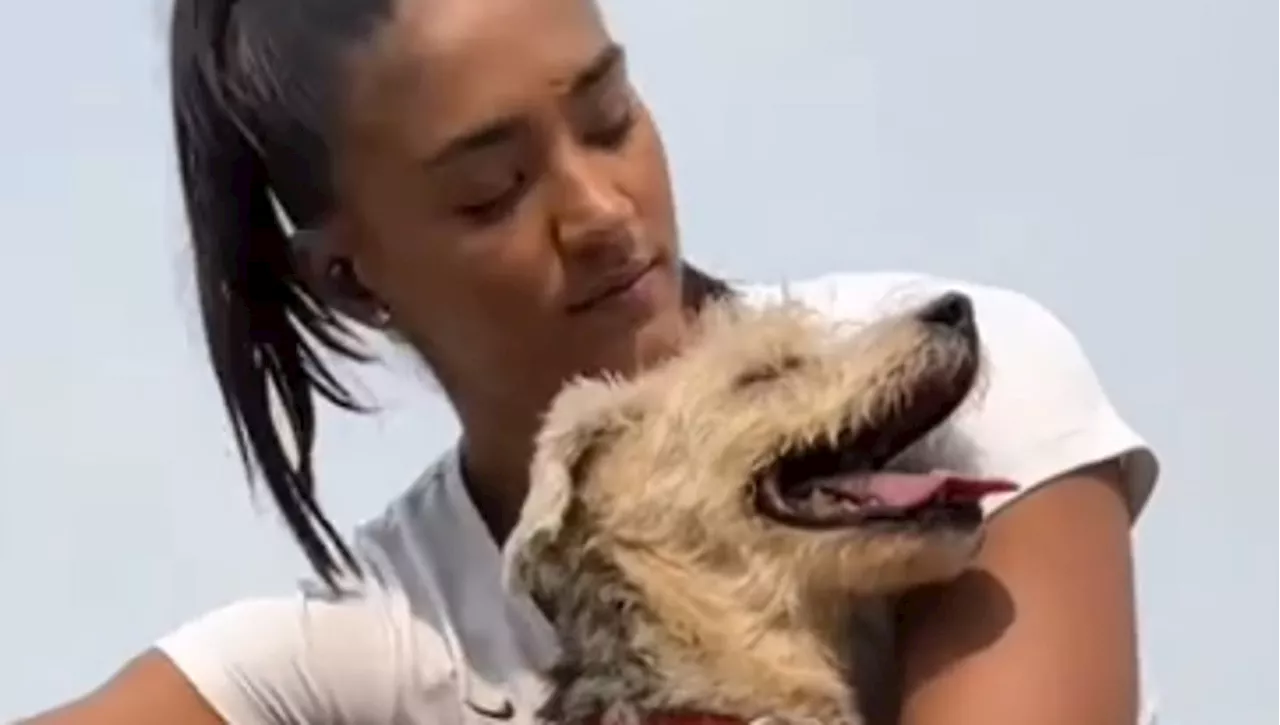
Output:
top-left (330, 0), bottom-right (687, 416)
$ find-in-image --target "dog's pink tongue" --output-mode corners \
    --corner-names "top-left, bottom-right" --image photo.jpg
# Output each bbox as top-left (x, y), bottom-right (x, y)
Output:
top-left (861, 471), bottom-right (1019, 509)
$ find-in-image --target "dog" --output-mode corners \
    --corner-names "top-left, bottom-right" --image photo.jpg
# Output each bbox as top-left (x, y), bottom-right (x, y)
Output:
top-left (503, 291), bottom-right (1017, 725)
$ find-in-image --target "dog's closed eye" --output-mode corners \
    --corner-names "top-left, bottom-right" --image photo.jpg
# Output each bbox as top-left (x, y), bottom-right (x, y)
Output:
top-left (733, 354), bottom-right (806, 389)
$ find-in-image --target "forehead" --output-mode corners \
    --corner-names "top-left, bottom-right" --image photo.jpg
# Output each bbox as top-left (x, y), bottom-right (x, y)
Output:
top-left (346, 0), bottom-right (613, 157)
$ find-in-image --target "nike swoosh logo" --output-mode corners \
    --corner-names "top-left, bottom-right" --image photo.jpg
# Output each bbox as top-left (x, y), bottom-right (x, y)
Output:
top-left (466, 697), bottom-right (516, 721)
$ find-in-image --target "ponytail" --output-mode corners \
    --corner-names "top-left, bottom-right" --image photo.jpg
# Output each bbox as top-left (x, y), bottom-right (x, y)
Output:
top-left (170, 0), bottom-right (369, 587)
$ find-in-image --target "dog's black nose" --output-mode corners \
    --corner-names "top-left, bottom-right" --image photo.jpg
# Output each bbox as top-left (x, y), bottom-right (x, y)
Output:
top-left (917, 292), bottom-right (975, 333)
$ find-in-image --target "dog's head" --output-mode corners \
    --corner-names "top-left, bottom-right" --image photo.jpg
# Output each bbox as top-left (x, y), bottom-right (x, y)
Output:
top-left (505, 291), bottom-right (1015, 624)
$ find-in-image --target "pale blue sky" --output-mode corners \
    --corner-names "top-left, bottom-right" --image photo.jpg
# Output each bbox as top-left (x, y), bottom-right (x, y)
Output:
top-left (0, 0), bottom-right (1274, 722)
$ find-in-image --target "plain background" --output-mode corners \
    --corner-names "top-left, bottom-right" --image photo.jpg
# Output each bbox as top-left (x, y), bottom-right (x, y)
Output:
top-left (0, 0), bottom-right (1274, 722)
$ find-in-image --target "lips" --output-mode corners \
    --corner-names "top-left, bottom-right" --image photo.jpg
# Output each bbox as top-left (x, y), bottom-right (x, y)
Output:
top-left (565, 260), bottom-right (657, 314)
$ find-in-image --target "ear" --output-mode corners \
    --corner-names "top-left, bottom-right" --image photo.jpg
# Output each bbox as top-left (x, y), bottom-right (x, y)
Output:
top-left (291, 222), bottom-right (390, 328)
top-left (501, 375), bottom-right (635, 596)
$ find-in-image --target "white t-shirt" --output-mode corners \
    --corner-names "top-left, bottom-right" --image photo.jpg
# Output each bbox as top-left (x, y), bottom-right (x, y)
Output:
top-left (158, 272), bottom-right (1161, 725)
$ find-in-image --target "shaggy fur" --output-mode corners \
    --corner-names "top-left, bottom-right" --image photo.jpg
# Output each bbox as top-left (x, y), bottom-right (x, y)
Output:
top-left (504, 292), bottom-right (1005, 725)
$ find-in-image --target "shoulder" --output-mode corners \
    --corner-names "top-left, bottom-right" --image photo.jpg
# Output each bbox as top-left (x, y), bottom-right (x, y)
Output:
top-left (738, 270), bottom-right (1159, 518)
top-left (155, 573), bottom-right (453, 724)
top-left (155, 460), bottom-right (464, 724)
top-left (736, 270), bottom-right (1085, 349)
top-left (737, 269), bottom-right (1067, 329)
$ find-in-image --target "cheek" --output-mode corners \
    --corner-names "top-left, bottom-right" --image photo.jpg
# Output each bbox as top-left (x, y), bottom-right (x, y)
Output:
top-left (345, 157), bottom-right (553, 297)
top-left (367, 213), bottom-right (561, 332)
top-left (620, 111), bottom-right (678, 237)
top-left (346, 178), bottom-right (444, 298)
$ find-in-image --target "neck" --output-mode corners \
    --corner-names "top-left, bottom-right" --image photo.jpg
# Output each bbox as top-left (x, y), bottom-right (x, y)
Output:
top-left (457, 423), bottom-right (537, 545)
top-left (589, 712), bottom-right (746, 725)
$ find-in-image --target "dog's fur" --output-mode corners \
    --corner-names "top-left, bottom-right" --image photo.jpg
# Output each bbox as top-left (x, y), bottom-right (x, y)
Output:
top-left (504, 294), bottom-right (1000, 725)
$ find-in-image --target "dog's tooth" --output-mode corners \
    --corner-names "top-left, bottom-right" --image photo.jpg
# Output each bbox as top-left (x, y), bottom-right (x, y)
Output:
top-left (811, 488), bottom-right (842, 517)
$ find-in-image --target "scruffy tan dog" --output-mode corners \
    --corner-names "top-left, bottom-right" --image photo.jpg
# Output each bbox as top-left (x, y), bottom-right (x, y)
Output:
top-left (504, 292), bottom-right (1017, 725)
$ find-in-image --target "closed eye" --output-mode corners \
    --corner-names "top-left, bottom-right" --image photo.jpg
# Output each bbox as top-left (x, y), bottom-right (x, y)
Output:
top-left (455, 172), bottom-right (529, 224)
top-left (733, 355), bottom-right (805, 389)
top-left (581, 111), bottom-right (636, 149)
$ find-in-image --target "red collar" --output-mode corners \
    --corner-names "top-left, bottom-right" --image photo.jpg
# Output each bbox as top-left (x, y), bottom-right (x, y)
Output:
top-left (605, 714), bottom-right (745, 725)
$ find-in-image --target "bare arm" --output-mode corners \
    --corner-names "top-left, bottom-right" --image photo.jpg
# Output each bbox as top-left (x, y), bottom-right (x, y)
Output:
top-left (18, 650), bottom-right (225, 725)
top-left (897, 460), bottom-right (1141, 725)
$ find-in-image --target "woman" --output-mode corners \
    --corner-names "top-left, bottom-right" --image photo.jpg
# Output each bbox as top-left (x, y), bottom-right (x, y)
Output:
top-left (24, 0), bottom-right (1158, 722)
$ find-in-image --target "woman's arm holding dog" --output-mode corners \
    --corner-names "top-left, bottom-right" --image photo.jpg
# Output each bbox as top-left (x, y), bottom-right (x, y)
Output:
top-left (889, 283), bottom-right (1153, 725)
top-left (896, 460), bottom-right (1141, 725)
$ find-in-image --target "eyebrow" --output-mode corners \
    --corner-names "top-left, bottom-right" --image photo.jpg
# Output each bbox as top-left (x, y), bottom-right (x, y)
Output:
top-left (422, 43), bottom-right (626, 170)
top-left (570, 42), bottom-right (624, 96)
top-left (422, 115), bottom-right (523, 170)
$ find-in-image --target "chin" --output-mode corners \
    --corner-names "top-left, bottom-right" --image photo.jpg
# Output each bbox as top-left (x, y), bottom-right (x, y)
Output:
top-left (594, 287), bottom-right (689, 375)
top-left (578, 323), bottom-right (685, 383)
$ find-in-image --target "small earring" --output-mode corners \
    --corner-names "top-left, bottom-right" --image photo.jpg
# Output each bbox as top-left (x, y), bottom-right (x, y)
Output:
top-left (326, 259), bottom-right (351, 283)
top-left (371, 305), bottom-right (392, 328)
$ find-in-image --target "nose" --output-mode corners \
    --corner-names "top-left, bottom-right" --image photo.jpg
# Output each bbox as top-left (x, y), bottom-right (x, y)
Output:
top-left (551, 148), bottom-right (634, 258)
top-left (917, 291), bottom-right (975, 333)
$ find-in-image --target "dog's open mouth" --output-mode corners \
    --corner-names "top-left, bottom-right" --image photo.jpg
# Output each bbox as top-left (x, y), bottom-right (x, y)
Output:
top-left (756, 464), bottom-right (1016, 530)
top-left (753, 368), bottom-right (1017, 530)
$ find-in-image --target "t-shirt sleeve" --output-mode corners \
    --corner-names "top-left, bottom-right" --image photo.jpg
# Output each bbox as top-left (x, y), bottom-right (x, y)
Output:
top-left (154, 565), bottom-right (455, 724)
top-left (806, 272), bottom-right (1159, 520)
top-left (936, 281), bottom-right (1159, 518)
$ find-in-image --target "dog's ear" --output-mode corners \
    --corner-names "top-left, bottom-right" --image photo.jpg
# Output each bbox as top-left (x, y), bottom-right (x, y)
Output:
top-left (502, 374), bottom-right (637, 597)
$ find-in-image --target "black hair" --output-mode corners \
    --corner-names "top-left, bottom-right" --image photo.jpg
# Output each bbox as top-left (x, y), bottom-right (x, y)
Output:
top-left (169, 0), bottom-right (392, 587)
top-left (169, 0), bottom-right (732, 588)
